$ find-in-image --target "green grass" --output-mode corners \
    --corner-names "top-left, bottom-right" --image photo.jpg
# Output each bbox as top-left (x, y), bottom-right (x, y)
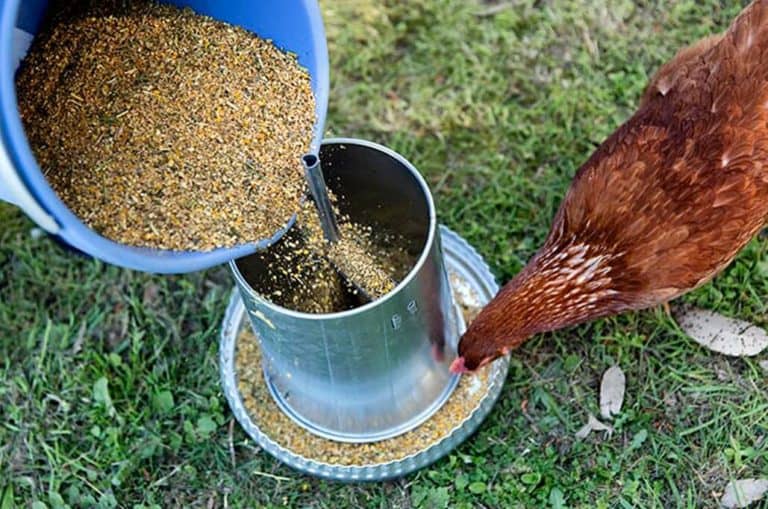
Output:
top-left (2, 0), bottom-right (767, 507)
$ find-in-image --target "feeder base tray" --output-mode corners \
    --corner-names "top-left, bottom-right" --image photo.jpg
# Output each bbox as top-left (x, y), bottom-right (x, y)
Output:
top-left (219, 226), bottom-right (509, 481)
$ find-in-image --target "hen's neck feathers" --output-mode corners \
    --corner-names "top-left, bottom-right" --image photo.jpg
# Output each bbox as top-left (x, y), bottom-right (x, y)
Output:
top-left (493, 239), bottom-right (621, 342)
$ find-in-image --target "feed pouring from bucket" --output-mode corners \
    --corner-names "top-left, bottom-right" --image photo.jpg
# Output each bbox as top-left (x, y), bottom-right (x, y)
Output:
top-left (1, 0), bottom-right (508, 477)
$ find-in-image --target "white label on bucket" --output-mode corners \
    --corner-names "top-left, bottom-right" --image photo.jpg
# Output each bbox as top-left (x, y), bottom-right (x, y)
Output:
top-left (12, 29), bottom-right (34, 72)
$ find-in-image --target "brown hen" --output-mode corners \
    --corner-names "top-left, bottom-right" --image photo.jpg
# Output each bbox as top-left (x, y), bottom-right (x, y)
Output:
top-left (452, 0), bottom-right (768, 373)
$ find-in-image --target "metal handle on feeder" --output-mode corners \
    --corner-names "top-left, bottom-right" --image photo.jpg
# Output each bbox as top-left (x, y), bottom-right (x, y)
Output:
top-left (302, 153), bottom-right (339, 243)
top-left (301, 152), bottom-right (374, 304)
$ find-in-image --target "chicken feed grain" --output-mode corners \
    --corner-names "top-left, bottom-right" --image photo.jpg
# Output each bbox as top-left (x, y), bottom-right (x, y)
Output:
top-left (245, 199), bottom-right (412, 313)
top-left (15, 1), bottom-right (315, 251)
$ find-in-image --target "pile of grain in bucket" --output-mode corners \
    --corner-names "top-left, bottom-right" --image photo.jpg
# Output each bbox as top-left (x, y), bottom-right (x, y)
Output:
top-left (235, 281), bottom-right (492, 464)
top-left (15, 1), bottom-right (315, 251)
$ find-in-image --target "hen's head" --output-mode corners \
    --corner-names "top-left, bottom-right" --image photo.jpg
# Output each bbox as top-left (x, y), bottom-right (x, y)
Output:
top-left (450, 269), bottom-right (535, 373)
top-left (451, 306), bottom-right (522, 373)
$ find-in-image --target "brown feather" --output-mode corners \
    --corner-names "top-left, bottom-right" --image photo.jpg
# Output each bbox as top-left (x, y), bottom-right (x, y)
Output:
top-left (454, 0), bottom-right (768, 372)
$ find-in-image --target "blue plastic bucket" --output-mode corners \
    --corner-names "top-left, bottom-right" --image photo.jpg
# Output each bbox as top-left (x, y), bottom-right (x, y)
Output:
top-left (0, 0), bottom-right (329, 273)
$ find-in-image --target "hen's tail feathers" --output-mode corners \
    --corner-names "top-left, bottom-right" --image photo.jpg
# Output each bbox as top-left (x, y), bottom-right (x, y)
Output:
top-left (727, 0), bottom-right (768, 56)
top-left (640, 0), bottom-right (768, 109)
top-left (640, 34), bottom-right (722, 107)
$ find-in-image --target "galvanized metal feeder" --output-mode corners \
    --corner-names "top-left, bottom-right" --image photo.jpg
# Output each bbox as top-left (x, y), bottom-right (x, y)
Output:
top-left (223, 140), bottom-right (508, 480)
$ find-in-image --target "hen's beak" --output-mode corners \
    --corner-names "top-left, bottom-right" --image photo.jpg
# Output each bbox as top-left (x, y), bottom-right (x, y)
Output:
top-left (449, 354), bottom-right (495, 374)
top-left (449, 356), bottom-right (469, 374)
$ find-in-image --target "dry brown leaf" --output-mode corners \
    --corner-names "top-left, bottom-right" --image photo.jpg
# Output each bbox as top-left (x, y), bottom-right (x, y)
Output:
top-left (676, 308), bottom-right (768, 357)
top-left (720, 479), bottom-right (768, 508)
top-left (599, 365), bottom-right (625, 420)
top-left (575, 413), bottom-right (614, 440)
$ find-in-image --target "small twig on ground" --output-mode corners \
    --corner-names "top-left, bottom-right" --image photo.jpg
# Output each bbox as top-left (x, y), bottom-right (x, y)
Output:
top-left (149, 464), bottom-right (182, 488)
top-left (475, 2), bottom-right (513, 17)
top-left (71, 321), bottom-right (86, 355)
top-left (252, 471), bottom-right (291, 482)
top-left (228, 419), bottom-right (236, 468)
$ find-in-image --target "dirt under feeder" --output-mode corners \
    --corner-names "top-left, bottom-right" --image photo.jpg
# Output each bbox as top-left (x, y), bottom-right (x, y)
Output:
top-left (220, 140), bottom-right (508, 480)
